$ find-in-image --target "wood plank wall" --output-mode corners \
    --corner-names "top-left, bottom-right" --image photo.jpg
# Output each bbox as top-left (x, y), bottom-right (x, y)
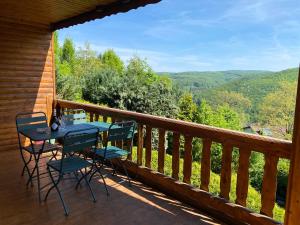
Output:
top-left (0, 20), bottom-right (54, 152)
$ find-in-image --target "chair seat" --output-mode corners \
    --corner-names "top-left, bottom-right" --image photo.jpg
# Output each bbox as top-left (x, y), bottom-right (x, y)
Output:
top-left (95, 146), bottom-right (129, 159)
top-left (48, 156), bottom-right (91, 173)
top-left (23, 142), bottom-right (60, 154)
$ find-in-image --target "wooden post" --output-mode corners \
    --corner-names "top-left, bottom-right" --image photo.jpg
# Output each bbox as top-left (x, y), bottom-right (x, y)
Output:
top-left (200, 139), bottom-right (212, 191)
top-left (145, 126), bottom-right (152, 168)
top-left (158, 129), bottom-right (166, 173)
top-left (260, 153), bottom-right (279, 217)
top-left (172, 132), bottom-right (180, 180)
top-left (235, 147), bottom-right (251, 206)
top-left (285, 67), bottom-right (300, 225)
top-left (183, 135), bottom-right (193, 184)
top-left (220, 143), bottom-right (233, 200)
top-left (137, 124), bottom-right (144, 166)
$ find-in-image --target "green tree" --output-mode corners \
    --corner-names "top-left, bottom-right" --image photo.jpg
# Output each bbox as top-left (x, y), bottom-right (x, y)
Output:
top-left (258, 81), bottom-right (296, 137)
top-left (61, 38), bottom-right (75, 65)
top-left (101, 49), bottom-right (124, 74)
top-left (178, 93), bottom-right (197, 122)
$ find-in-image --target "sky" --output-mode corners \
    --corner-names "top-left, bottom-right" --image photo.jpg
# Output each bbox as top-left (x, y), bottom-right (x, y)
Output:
top-left (59, 0), bottom-right (300, 72)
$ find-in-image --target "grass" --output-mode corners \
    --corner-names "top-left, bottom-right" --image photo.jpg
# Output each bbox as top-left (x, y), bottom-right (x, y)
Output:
top-left (131, 148), bottom-right (285, 222)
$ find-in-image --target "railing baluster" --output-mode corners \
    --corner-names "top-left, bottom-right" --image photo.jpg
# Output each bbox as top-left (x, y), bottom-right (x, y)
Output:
top-left (236, 147), bottom-right (251, 206)
top-left (183, 135), bottom-right (193, 184)
top-left (200, 139), bottom-right (212, 191)
top-left (137, 124), bottom-right (144, 166)
top-left (260, 154), bottom-right (279, 217)
top-left (145, 126), bottom-right (152, 168)
top-left (220, 143), bottom-right (233, 200)
top-left (172, 132), bottom-right (180, 180)
top-left (158, 129), bottom-right (166, 173)
top-left (90, 112), bottom-right (94, 122)
top-left (111, 117), bottom-right (116, 146)
top-left (102, 116), bottom-right (108, 144)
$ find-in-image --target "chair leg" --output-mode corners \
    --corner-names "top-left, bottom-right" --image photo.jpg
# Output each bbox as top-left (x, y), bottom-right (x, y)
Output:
top-left (88, 164), bottom-right (97, 182)
top-left (46, 168), bottom-right (69, 216)
top-left (95, 164), bottom-right (109, 196)
top-left (21, 153), bottom-right (32, 177)
top-left (80, 169), bottom-right (97, 202)
top-left (89, 162), bottom-right (109, 196)
top-left (32, 152), bottom-right (42, 202)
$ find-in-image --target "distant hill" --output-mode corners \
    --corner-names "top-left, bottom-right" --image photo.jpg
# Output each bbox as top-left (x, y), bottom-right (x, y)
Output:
top-left (160, 70), bottom-right (273, 91)
top-left (197, 68), bottom-right (298, 105)
top-left (162, 68), bottom-right (298, 122)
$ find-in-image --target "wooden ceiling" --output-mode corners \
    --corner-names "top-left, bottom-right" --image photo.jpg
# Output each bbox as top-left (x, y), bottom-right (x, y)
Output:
top-left (0, 0), bottom-right (160, 30)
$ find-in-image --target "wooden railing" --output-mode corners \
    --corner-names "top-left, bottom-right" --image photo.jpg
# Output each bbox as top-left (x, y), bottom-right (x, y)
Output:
top-left (55, 99), bottom-right (292, 225)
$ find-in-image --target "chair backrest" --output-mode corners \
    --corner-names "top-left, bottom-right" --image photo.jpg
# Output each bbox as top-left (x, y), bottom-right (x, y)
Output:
top-left (61, 109), bottom-right (86, 126)
top-left (107, 121), bottom-right (136, 145)
top-left (62, 127), bottom-right (99, 155)
top-left (16, 112), bottom-right (48, 132)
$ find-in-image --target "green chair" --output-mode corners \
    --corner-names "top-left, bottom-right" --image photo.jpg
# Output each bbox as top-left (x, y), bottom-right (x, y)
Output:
top-left (90, 121), bottom-right (136, 191)
top-left (61, 109), bottom-right (87, 126)
top-left (16, 112), bottom-right (60, 201)
top-left (45, 127), bottom-right (99, 216)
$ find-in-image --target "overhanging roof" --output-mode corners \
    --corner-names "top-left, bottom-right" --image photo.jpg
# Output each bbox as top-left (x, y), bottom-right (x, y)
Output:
top-left (0, 0), bottom-right (161, 30)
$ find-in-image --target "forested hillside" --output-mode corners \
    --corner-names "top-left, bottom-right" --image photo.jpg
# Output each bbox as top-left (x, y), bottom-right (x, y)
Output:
top-left (163, 70), bottom-right (272, 91)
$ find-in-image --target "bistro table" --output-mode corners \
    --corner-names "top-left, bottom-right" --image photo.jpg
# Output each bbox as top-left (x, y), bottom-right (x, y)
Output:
top-left (19, 121), bottom-right (116, 201)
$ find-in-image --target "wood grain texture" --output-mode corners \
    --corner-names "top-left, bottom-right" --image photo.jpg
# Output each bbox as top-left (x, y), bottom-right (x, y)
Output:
top-left (235, 147), bottom-right (251, 206)
top-left (200, 139), bottom-right (212, 191)
top-left (0, 21), bottom-right (54, 153)
top-left (260, 154), bottom-right (279, 217)
top-left (0, 0), bottom-right (161, 30)
top-left (172, 132), bottom-right (180, 180)
top-left (137, 124), bottom-right (144, 166)
top-left (145, 126), bottom-right (152, 168)
top-left (183, 135), bottom-right (193, 184)
top-left (220, 144), bottom-right (233, 200)
top-left (158, 129), bottom-right (166, 174)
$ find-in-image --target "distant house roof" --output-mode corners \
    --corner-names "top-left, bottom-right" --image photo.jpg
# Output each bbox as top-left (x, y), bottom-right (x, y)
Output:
top-left (0, 0), bottom-right (161, 30)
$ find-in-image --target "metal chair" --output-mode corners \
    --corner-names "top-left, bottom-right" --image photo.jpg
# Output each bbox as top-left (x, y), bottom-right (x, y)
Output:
top-left (90, 121), bottom-right (136, 191)
top-left (61, 109), bottom-right (87, 126)
top-left (16, 112), bottom-right (60, 201)
top-left (44, 127), bottom-right (99, 216)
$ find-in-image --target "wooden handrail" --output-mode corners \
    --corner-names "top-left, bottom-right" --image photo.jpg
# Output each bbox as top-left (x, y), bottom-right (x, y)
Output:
top-left (55, 99), bottom-right (290, 225)
top-left (55, 99), bottom-right (292, 159)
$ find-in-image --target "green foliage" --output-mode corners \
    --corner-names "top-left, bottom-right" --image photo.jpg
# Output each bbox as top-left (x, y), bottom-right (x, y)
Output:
top-left (177, 93), bottom-right (197, 122)
top-left (258, 81), bottom-right (297, 135)
top-left (83, 60), bottom-right (178, 117)
top-left (61, 38), bottom-right (75, 65)
top-left (100, 49), bottom-right (124, 74)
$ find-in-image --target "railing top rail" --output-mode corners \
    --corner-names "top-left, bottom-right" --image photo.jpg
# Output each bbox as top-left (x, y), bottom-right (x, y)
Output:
top-left (55, 99), bottom-right (292, 158)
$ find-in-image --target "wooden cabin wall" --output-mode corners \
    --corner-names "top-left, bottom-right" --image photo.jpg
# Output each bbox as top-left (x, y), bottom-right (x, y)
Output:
top-left (0, 20), bottom-right (55, 152)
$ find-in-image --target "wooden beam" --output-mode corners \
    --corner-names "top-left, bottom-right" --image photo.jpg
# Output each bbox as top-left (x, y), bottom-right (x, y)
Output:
top-left (55, 99), bottom-right (292, 159)
top-left (285, 66), bottom-right (300, 225)
top-left (51, 0), bottom-right (161, 30)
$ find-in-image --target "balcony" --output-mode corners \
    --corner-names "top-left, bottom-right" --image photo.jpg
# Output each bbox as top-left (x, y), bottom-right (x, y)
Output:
top-left (49, 99), bottom-right (292, 225)
top-left (1, 0), bottom-right (300, 224)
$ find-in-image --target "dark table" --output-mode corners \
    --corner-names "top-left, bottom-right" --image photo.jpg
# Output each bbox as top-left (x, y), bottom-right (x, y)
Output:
top-left (19, 122), bottom-right (114, 141)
